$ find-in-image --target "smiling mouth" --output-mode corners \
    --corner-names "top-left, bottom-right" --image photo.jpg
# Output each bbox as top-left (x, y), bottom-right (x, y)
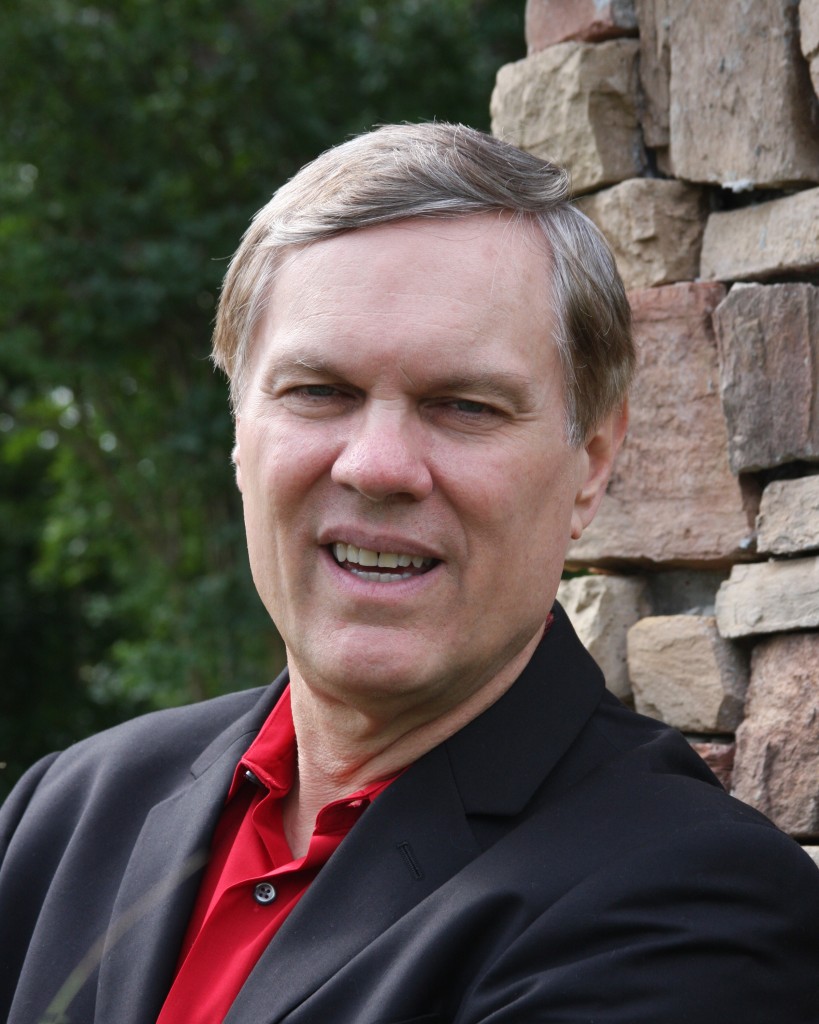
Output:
top-left (330, 542), bottom-right (437, 583)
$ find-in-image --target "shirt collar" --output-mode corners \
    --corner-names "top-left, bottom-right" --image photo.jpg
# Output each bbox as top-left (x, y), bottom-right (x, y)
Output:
top-left (227, 684), bottom-right (400, 814)
top-left (227, 684), bottom-right (297, 801)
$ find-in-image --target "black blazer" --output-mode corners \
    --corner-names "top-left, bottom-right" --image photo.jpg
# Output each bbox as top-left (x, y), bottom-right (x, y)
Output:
top-left (2, 604), bottom-right (818, 1024)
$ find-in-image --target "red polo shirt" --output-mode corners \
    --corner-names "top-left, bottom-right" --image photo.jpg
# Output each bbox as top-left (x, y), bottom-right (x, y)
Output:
top-left (157, 686), bottom-right (395, 1024)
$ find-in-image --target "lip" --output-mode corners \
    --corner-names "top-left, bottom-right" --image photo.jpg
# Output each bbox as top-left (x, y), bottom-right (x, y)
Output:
top-left (316, 525), bottom-right (444, 562)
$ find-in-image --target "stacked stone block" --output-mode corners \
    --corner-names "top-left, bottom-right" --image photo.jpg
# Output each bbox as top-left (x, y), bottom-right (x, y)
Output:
top-left (493, 0), bottom-right (819, 851)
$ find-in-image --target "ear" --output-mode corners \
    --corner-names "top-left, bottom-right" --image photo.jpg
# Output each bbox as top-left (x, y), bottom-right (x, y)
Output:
top-left (232, 417), bottom-right (243, 493)
top-left (570, 400), bottom-right (628, 541)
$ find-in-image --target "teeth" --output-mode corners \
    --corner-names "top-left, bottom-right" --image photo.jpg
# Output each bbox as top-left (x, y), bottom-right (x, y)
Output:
top-left (350, 569), bottom-right (414, 583)
top-left (331, 543), bottom-right (433, 573)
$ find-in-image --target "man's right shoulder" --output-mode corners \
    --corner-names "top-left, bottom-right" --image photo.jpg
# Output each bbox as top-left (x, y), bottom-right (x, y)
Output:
top-left (0, 680), bottom-right (280, 834)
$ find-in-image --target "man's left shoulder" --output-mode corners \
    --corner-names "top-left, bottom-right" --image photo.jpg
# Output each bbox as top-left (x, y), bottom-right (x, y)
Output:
top-left (466, 699), bottom-right (819, 1022)
top-left (521, 688), bottom-right (816, 892)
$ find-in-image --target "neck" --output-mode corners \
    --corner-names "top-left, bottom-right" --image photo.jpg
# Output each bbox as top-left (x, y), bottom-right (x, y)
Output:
top-left (280, 630), bottom-right (542, 857)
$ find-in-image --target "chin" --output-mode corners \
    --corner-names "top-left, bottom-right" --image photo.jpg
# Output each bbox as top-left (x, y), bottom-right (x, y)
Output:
top-left (294, 636), bottom-right (446, 704)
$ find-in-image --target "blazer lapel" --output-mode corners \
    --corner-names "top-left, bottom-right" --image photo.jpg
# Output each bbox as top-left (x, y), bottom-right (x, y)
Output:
top-left (93, 679), bottom-right (286, 1024)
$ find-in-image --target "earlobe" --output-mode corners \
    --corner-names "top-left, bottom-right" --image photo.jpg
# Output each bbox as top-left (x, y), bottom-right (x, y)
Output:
top-left (570, 401), bottom-right (628, 541)
top-left (232, 421), bottom-right (243, 493)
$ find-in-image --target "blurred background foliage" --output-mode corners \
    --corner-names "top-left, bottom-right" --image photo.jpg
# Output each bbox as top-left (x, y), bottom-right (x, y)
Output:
top-left (0, 0), bottom-right (523, 796)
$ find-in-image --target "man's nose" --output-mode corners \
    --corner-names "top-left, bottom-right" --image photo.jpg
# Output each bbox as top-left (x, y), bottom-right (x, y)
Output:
top-left (330, 405), bottom-right (434, 502)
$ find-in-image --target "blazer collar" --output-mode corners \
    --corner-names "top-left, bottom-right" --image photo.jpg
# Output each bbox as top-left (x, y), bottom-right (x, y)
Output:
top-left (190, 671), bottom-right (289, 779)
top-left (444, 600), bottom-right (605, 816)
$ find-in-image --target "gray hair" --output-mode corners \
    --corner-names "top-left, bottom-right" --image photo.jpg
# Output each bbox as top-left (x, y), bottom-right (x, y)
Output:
top-left (212, 122), bottom-right (633, 445)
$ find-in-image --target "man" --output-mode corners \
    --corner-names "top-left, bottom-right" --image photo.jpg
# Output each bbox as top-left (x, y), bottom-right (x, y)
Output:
top-left (1, 123), bottom-right (817, 1024)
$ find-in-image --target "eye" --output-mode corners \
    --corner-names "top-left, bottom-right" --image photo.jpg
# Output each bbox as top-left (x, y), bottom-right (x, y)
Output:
top-left (292, 384), bottom-right (343, 399)
top-left (278, 382), bottom-right (356, 417)
top-left (283, 383), bottom-right (358, 407)
top-left (424, 396), bottom-right (506, 431)
top-left (449, 399), bottom-right (492, 416)
top-left (437, 397), bottom-right (501, 420)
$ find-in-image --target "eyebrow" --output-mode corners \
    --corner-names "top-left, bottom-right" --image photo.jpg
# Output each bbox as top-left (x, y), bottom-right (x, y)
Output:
top-left (262, 354), bottom-right (539, 411)
top-left (260, 355), bottom-right (339, 390)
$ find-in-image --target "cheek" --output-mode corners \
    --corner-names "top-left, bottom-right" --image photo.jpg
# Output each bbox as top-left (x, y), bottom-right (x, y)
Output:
top-left (491, 454), bottom-right (579, 558)
top-left (240, 428), bottom-right (340, 589)
top-left (242, 422), bottom-right (325, 500)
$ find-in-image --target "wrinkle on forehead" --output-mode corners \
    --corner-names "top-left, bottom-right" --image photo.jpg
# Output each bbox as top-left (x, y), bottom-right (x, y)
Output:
top-left (278, 211), bottom-right (551, 308)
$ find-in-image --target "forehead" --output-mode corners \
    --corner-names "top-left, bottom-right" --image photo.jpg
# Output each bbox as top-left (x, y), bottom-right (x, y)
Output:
top-left (277, 213), bottom-right (549, 314)
top-left (250, 214), bottom-right (560, 388)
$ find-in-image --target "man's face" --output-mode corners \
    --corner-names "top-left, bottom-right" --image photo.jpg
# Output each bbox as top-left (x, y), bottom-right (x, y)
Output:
top-left (235, 215), bottom-right (619, 717)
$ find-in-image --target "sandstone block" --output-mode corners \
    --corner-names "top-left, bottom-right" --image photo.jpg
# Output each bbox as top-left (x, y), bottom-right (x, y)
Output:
top-left (804, 846), bottom-right (819, 870)
top-left (525, 0), bottom-right (636, 51)
top-left (635, 0), bottom-right (672, 148)
top-left (556, 574), bottom-right (648, 698)
top-left (713, 283), bottom-right (819, 473)
top-left (756, 476), bottom-right (819, 555)
top-left (667, 0), bottom-right (819, 188)
top-left (628, 615), bottom-right (748, 732)
top-left (576, 178), bottom-right (706, 289)
top-left (802, 0), bottom-right (819, 97)
top-left (715, 557), bottom-right (819, 638)
top-left (732, 633), bottom-right (819, 836)
top-left (490, 40), bottom-right (643, 195)
top-left (700, 187), bottom-right (819, 281)
top-left (567, 282), bottom-right (756, 567)
top-left (688, 739), bottom-right (735, 791)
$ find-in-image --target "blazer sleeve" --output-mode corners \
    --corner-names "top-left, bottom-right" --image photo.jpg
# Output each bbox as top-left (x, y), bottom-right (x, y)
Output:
top-left (0, 753), bottom-right (62, 1018)
top-left (0, 753), bottom-right (60, 863)
top-left (457, 820), bottom-right (819, 1024)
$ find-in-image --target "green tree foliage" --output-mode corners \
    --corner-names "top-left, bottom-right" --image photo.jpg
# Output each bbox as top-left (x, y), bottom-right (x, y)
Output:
top-left (0, 0), bottom-right (523, 795)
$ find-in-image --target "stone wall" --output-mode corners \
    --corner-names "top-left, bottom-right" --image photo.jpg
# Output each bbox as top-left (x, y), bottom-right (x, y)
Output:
top-left (491, 0), bottom-right (819, 863)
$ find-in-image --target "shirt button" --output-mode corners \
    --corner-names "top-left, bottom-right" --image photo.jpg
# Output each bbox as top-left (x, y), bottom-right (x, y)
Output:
top-left (244, 768), bottom-right (265, 788)
top-left (253, 882), bottom-right (277, 905)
